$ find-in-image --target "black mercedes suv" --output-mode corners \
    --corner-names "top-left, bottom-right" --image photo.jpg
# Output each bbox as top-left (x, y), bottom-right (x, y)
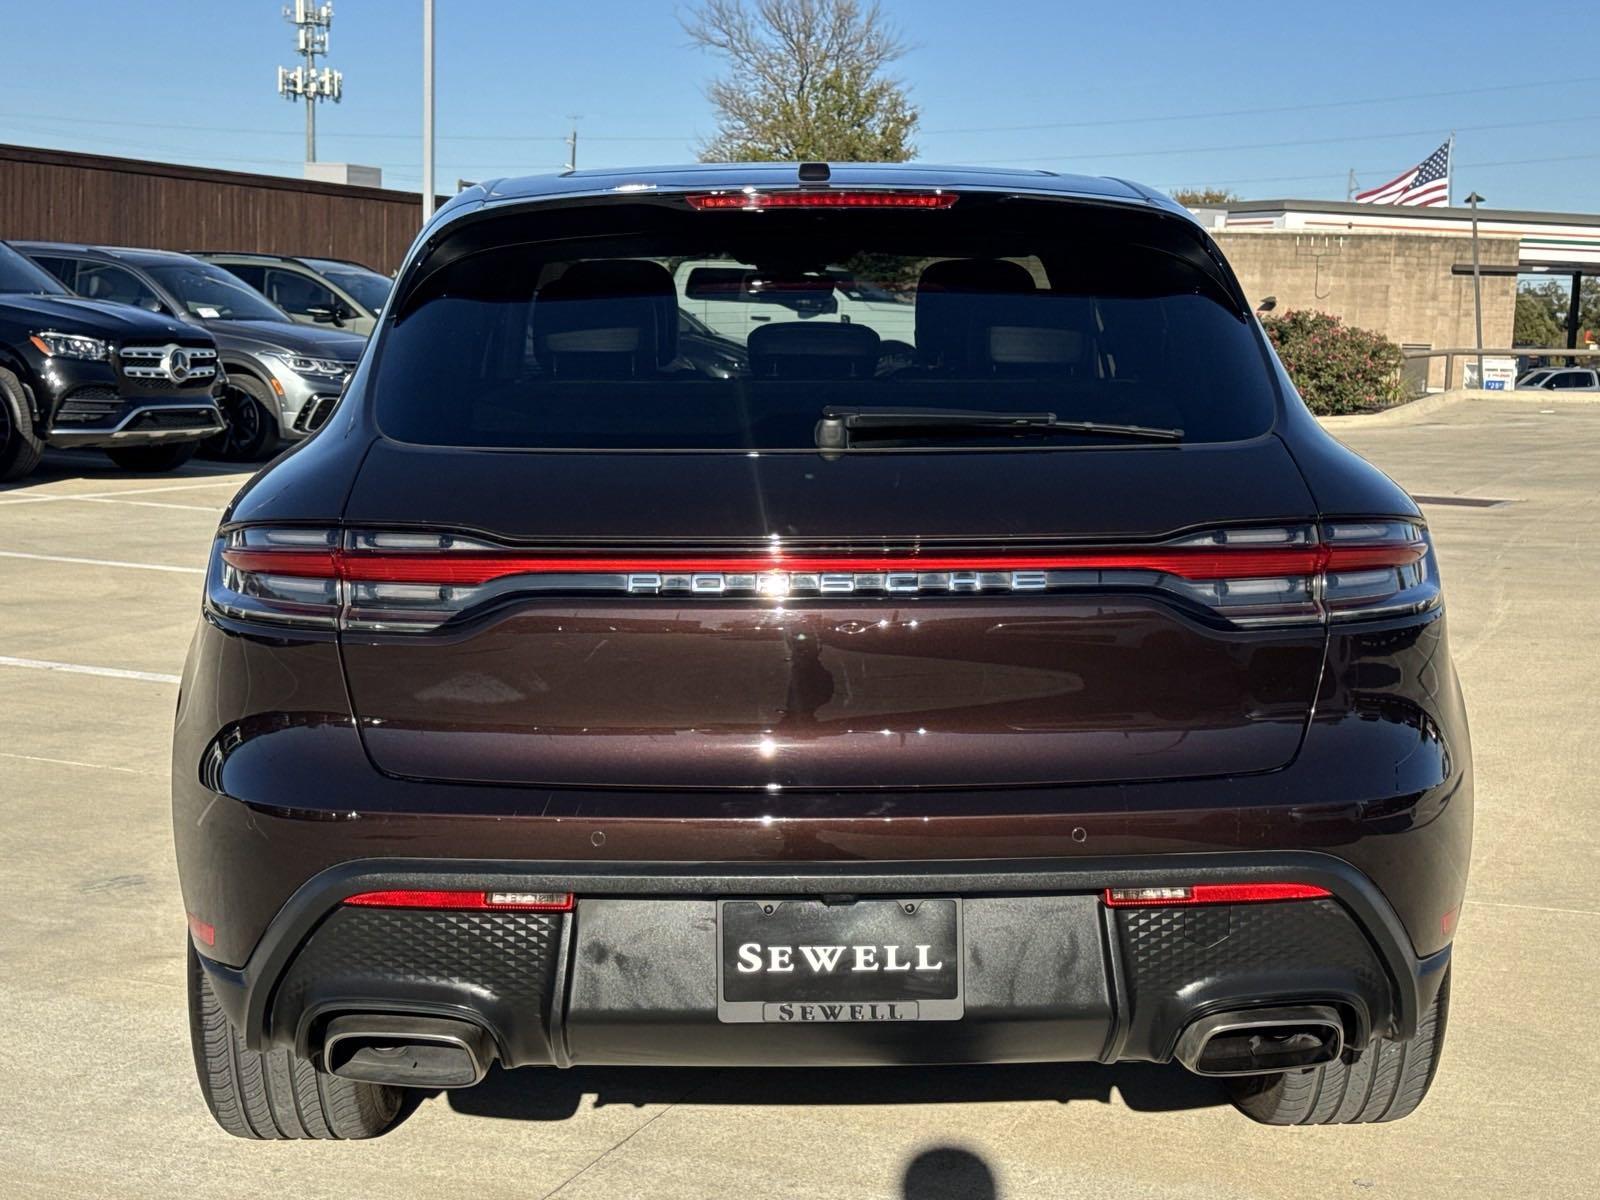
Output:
top-left (174, 163), bottom-right (1470, 1139)
top-left (0, 241), bottom-right (223, 480)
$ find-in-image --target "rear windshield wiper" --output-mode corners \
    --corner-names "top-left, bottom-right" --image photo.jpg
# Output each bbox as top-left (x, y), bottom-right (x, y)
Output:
top-left (816, 407), bottom-right (1183, 448)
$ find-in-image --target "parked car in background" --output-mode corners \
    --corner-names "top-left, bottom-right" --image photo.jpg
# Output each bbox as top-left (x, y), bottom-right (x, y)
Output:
top-left (0, 241), bottom-right (223, 480)
top-left (14, 243), bottom-right (365, 460)
top-left (175, 163), bottom-right (1469, 1140)
top-left (674, 256), bottom-right (916, 352)
top-left (197, 252), bottom-right (390, 336)
top-left (676, 308), bottom-right (749, 377)
top-left (1516, 366), bottom-right (1599, 391)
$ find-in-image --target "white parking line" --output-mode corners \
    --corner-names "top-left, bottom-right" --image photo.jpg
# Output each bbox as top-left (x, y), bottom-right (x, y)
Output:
top-left (0, 656), bottom-right (181, 684)
top-left (0, 479), bottom-right (243, 506)
top-left (72, 496), bottom-right (221, 513)
top-left (0, 549), bottom-right (204, 574)
top-left (0, 751), bottom-right (146, 776)
top-left (1468, 898), bottom-right (1600, 919)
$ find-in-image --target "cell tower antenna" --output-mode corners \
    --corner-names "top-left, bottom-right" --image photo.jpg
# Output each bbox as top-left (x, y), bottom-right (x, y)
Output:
top-left (276, 1), bottom-right (343, 164)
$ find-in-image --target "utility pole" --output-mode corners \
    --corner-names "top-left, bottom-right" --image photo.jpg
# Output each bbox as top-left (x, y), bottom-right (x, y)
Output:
top-left (422, 0), bottom-right (436, 222)
top-left (1465, 190), bottom-right (1486, 388)
top-left (277, 2), bottom-right (342, 164)
top-left (1347, 169), bottom-right (1357, 201)
top-left (565, 116), bottom-right (582, 173)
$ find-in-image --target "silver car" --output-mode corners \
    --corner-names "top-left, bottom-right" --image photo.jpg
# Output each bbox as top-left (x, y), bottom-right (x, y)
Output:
top-left (198, 253), bottom-right (390, 337)
top-left (1517, 366), bottom-right (1599, 392)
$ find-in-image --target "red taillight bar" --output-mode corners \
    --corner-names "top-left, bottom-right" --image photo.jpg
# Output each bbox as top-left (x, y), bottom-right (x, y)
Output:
top-left (343, 890), bottom-right (575, 912)
top-left (1103, 883), bottom-right (1331, 907)
top-left (686, 190), bottom-right (957, 210)
top-left (222, 542), bottom-right (1424, 588)
top-left (222, 548), bottom-right (341, 577)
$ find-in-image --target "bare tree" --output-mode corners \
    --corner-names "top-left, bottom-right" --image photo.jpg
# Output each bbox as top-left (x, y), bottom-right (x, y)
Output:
top-left (1170, 188), bottom-right (1240, 207)
top-left (682, 0), bottom-right (918, 162)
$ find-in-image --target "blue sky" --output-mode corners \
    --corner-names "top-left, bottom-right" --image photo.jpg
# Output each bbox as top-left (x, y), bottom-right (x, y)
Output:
top-left (1, 0), bottom-right (1593, 211)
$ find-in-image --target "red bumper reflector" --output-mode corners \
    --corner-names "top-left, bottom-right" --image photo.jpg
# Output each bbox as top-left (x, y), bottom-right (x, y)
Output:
top-left (186, 912), bottom-right (216, 946)
top-left (343, 889), bottom-right (575, 912)
top-left (221, 543), bottom-right (1425, 588)
top-left (687, 190), bottom-right (956, 210)
top-left (1103, 883), bottom-right (1331, 907)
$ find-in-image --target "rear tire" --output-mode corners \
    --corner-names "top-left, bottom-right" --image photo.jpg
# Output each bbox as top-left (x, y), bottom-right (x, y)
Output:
top-left (106, 442), bottom-right (199, 472)
top-left (1228, 968), bottom-right (1450, 1125)
top-left (187, 942), bottom-right (404, 1140)
top-left (0, 367), bottom-right (44, 482)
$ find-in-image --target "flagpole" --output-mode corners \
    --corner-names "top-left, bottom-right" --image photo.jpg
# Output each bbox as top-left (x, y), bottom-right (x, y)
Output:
top-left (1445, 132), bottom-right (1455, 206)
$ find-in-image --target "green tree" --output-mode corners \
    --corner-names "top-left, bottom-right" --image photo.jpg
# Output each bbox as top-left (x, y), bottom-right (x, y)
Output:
top-left (1515, 278), bottom-right (1600, 347)
top-left (683, 0), bottom-right (918, 162)
top-left (1515, 284), bottom-right (1566, 347)
top-left (1171, 188), bottom-right (1240, 207)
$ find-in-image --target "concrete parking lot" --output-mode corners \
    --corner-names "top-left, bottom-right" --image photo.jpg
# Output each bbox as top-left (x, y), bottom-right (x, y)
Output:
top-left (1, 396), bottom-right (1595, 1199)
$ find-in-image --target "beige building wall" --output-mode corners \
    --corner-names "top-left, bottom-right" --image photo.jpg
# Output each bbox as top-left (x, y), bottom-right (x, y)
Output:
top-left (1214, 231), bottom-right (1520, 388)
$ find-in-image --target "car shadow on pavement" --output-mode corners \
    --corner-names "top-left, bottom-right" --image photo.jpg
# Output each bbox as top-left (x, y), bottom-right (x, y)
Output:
top-left (444, 1059), bottom-right (1225, 1123)
top-left (0, 448), bottom-right (255, 494)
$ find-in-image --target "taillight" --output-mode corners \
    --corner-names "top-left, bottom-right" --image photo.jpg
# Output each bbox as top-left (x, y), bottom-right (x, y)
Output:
top-left (344, 889), bottom-right (574, 911)
top-left (1155, 520), bottom-right (1436, 626)
top-left (208, 527), bottom-right (342, 628)
top-left (1103, 883), bottom-right (1331, 907)
top-left (205, 520), bottom-right (1438, 633)
top-left (1321, 520), bottom-right (1438, 621)
top-left (686, 190), bottom-right (956, 210)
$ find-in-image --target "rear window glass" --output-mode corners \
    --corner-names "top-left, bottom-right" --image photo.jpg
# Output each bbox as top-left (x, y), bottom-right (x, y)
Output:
top-left (0, 243), bottom-right (69, 296)
top-left (374, 195), bottom-right (1276, 450)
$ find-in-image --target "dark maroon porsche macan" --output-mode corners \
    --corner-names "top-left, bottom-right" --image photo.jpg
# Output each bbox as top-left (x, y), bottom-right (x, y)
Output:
top-left (173, 163), bottom-right (1470, 1139)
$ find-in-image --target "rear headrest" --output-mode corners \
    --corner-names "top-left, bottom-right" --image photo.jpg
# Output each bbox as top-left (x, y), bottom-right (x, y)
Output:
top-left (747, 321), bottom-right (881, 380)
top-left (915, 258), bottom-right (1036, 369)
top-left (532, 259), bottom-right (677, 377)
top-left (918, 258), bottom-right (1037, 296)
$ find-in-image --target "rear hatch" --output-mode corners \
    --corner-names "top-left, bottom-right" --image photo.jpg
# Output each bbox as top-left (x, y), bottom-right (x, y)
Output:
top-left (338, 442), bottom-right (1325, 789)
top-left (335, 183), bottom-right (1327, 790)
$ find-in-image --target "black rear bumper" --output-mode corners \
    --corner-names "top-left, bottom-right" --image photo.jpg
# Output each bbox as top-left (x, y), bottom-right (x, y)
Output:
top-left (197, 854), bottom-right (1448, 1073)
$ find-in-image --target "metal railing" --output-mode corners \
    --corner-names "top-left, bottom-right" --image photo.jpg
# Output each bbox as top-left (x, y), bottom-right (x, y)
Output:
top-left (1401, 346), bottom-right (1600, 392)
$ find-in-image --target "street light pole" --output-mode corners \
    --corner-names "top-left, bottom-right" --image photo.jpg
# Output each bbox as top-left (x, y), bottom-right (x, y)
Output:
top-left (1465, 191), bottom-right (1485, 388)
top-left (422, 0), bottom-right (436, 223)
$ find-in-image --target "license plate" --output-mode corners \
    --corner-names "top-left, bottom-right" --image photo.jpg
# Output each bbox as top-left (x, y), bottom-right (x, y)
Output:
top-left (716, 898), bottom-right (963, 1023)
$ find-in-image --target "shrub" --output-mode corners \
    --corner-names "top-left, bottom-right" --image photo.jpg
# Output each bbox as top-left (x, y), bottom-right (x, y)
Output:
top-left (1261, 310), bottom-right (1405, 415)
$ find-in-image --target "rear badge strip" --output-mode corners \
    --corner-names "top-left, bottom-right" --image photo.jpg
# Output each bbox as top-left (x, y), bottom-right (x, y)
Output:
top-left (624, 570), bottom-right (1049, 595)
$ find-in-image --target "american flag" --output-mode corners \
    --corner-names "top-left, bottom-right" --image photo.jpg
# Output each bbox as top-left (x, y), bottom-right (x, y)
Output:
top-left (1354, 139), bottom-right (1452, 207)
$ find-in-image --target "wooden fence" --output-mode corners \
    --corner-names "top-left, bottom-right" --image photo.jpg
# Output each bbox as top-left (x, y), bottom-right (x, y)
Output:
top-left (0, 143), bottom-right (436, 273)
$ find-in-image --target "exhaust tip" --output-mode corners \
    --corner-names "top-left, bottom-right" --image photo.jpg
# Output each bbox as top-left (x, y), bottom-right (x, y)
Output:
top-left (1175, 1005), bottom-right (1344, 1077)
top-left (323, 1014), bottom-right (493, 1089)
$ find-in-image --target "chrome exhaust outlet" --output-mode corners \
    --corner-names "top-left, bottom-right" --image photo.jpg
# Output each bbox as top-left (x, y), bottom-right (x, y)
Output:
top-left (1175, 1005), bottom-right (1344, 1077)
top-left (323, 1014), bottom-right (493, 1088)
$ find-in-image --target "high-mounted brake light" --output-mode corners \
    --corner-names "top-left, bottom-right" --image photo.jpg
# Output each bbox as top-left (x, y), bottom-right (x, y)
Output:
top-left (207, 521), bottom-right (1437, 634)
top-left (686, 190), bottom-right (956, 210)
top-left (343, 890), bottom-right (575, 912)
top-left (1103, 883), bottom-right (1331, 907)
